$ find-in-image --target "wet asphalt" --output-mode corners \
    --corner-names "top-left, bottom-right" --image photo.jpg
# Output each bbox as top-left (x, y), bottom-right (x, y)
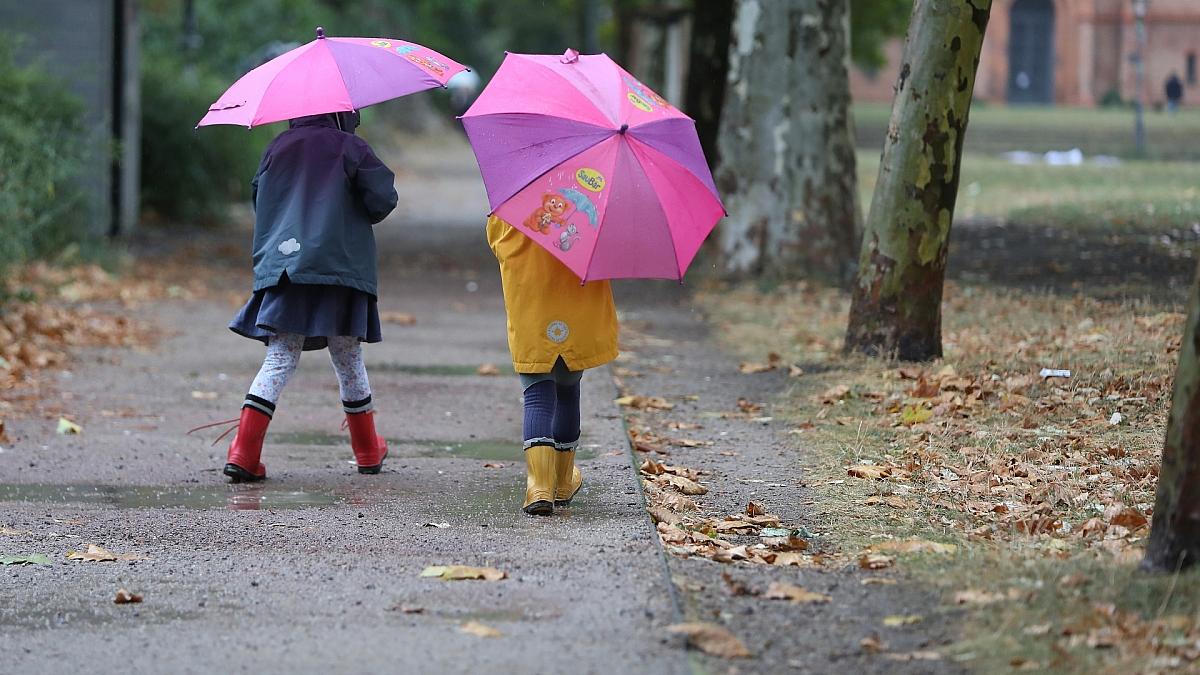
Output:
top-left (1, 134), bottom-right (959, 674)
top-left (0, 138), bottom-right (687, 674)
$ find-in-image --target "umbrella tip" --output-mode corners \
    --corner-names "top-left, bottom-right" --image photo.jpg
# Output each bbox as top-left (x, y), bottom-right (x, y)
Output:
top-left (560, 48), bottom-right (579, 64)
top-left (316, 26), bottom-right (325, 39)
top-left (618, 124), bottom-right (628, 135)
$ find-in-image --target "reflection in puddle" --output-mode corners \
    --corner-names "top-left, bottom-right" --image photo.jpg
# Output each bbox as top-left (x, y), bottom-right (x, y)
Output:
top-left (0, 483), bottom-right (339, 511)
top-left (271, 434), bottom-right (598, 463)
top-left (370, 363), bottom-right (515, 376)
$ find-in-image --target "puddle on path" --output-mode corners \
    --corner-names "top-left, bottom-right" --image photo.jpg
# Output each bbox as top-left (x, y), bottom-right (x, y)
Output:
top-left (423, 481), bottom-right (618, 525)
top-left (370, 363), bottom-right (515, 376)
top-left (0, 483), bottom-right (339, 511)
top-left (271, 434), bottom-right (598, 463)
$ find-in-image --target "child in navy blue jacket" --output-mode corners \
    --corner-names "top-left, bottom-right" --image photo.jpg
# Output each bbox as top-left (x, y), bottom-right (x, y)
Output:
top-left (223, 111), bottom-right (397, 482)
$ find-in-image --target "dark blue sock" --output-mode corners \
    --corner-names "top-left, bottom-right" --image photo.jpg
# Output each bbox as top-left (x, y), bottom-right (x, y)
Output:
top-left (552, 381), bottom-right (581, 445)
top-left (522, 380), bottom-right (556, 446)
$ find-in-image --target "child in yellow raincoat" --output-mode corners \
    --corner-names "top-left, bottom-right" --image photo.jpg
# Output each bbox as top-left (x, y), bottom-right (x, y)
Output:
top-left (486, 215), bottom-right (618, 516)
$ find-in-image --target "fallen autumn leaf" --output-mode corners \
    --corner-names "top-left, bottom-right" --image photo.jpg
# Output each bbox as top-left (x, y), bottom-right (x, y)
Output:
top-left (666, 622), bottom-right (752, 658)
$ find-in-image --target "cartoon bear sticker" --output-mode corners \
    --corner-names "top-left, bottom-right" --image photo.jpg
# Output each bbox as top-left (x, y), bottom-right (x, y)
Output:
top-left (524, 193), bottom-right (569, 235)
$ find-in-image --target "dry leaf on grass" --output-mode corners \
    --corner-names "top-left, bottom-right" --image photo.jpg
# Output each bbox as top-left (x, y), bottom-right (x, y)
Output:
top-left (114, 588), bottom-right (143, 604)
top-left (0, 527), bottom-right (32, 536)
top-left (821, 385), bottom-right (851, 403)
top-left (746, 501), bottom-right (766, 516)
top-left (475, 363), bottom-right (500, 376)
top-left (858, 553), bottom-right (895, 570)
top-left (738, 353), bottom-right (781, 374)
top-left (190, 390), bottom-right (218, 400)
top-left (482, 462), bottom-right (505, 469)
top-left (1108, 507), bottom-right (1148, 530)
top-left (66, 544), bottom-right (146, 562)
top-left (460, 621), bottom-right (502, 638)
top-left (763, 582), bottom-right (830, 604)
top-left (380, 312), bottom-right (417, 326)
top-left (666, 623), bottom-right (752, 658)
top-left (419, 565), bottom-right (506, 581)
top-left (56, 417), bottom-right (82, 435)
top-left (869, 539), bottom-right (957, 555)
top-left (848, 465), bottom-right (890, 480)
top-left (864, 495), bottom-right (911, 509)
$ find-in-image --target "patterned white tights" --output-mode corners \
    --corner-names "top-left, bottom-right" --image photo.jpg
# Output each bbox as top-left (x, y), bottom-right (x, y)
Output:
top-left (246, 333), bottom-right (372, 411)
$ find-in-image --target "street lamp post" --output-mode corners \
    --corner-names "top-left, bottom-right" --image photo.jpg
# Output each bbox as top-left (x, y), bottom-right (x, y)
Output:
top-left (1132, 0), bottom-right (1149, 156)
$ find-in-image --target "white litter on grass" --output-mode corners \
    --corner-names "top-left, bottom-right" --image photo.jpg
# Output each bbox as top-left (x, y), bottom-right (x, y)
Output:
top-left (1001, 148), bottom-right (1122, 167)
top-left (1109, 412), bottom-right (1124, 426)
top-left (1040, 368), bottom-right (1072, 379)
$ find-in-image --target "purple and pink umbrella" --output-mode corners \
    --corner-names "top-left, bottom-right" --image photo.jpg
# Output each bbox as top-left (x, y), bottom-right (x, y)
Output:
top-left (197, 27), bottom-right (466, 128)
top-left (462, 49), bottom-right (724, 282)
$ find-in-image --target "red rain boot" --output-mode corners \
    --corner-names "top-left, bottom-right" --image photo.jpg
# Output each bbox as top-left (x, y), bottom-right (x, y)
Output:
top-left (224, 407), bottom-right (270, 483)
top-left (346, 411), bottom-right (388, 474)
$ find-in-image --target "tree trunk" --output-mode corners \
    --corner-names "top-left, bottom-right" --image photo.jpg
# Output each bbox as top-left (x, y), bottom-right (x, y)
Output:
top-left (843, 0), bottom-right (992, 361)
top-left (713, 0), bottom-right (860, 281)
top-left (684, 0), bottom-right (733, 168)
top-left (1142, 261), bottom-right (1200, 572)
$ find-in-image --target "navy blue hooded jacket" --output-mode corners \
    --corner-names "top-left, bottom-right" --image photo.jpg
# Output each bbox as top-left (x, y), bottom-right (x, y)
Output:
top-left (249, 113), bottom-right (398, 296)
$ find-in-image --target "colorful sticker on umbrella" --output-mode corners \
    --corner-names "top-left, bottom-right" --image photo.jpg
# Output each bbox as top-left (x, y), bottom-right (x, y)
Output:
top-left (370, 40), bottom-right (392, 49)
top-left (406, 53), bottom-right (449, 75)
top-left (558, 187), bottom-right (598, 228)
top-left (623, 75), bottom-right (671, 109)
top-left (394, 45), bottom-right (417, 56)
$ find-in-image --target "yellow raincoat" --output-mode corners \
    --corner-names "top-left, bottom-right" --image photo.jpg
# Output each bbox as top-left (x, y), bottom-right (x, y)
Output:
top-left (486, 216), bottom-right (618, 373)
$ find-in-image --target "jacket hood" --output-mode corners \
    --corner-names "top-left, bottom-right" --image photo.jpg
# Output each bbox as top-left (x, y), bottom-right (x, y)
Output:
top-left (289, 111), bottom-right (360, 133)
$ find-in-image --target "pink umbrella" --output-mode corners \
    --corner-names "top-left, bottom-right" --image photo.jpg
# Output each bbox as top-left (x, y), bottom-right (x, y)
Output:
top-left (461, 49), bottom-right (724, 282)
top-left (197, 27), bottom-right (466, 128)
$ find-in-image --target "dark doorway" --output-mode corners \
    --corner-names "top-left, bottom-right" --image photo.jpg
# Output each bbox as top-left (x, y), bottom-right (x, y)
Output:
top-left (1007, 0), bottom-right (1055, 104)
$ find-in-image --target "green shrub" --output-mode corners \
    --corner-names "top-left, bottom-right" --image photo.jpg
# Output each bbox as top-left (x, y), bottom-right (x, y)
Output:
top-left (0, 45), bottom-right (88, 276)
top-left (140, 56), bottom-right (274, 223)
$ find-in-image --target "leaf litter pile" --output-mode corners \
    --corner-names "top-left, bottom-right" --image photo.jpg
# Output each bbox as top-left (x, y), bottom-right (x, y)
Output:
top-left (695, 280), bottom-right (1200, 670)
top-left (0, 252), bottom-right (228, 425)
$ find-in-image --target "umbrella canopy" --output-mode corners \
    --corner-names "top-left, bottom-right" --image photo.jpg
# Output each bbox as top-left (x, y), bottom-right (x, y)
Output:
top-left (198, 27), bottom-right (466, 128)
top-left (461, 49), bottom-right (723, 282)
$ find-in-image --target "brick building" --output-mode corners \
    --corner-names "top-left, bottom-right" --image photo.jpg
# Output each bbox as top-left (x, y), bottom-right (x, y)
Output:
top-left (851, 0), bottom-right (1200, 107)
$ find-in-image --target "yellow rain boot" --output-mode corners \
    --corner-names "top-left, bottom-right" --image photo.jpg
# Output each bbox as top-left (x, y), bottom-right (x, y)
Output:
top-left (553, 443), bottom-right (583, 506)
top-left (523, 444), bottom-right (557, 516)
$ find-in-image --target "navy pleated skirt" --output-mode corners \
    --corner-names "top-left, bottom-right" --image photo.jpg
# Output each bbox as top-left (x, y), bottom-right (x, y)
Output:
top-left (229, 274), bottom-right (382, 351)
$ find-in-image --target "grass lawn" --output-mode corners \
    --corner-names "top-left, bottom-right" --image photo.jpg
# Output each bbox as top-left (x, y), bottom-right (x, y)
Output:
top-left (855, 103), bottom-right (1200, 162)
top-left (695, 279), bottom-right (1198, 672)
top-left (856, 150), bottom-right (1200, 233)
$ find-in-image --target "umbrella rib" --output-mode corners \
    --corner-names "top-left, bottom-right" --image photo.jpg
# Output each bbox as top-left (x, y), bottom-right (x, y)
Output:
top-left (628, 138), bottom-right (682, 280)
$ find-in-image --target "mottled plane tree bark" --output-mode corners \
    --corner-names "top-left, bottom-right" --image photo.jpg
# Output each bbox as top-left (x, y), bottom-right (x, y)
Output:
top-left (1143, 264), bottom-right (1200, 572)
top-left (843, 0), bottom-right (992, 360)
top-left (714, 0), bottom-right (860, 280)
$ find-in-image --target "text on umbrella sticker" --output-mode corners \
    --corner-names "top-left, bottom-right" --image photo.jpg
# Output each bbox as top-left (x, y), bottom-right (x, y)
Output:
top-left (575, 168), bottom-right (606, 192)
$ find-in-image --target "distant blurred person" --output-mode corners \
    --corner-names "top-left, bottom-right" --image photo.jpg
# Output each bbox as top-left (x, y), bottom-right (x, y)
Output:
top-left (1165, 71), bottom-right (1184, 114)
top-left (447, 68), bottom-right (481, 117)
top-left (219, 110), bottom-right (398, 482)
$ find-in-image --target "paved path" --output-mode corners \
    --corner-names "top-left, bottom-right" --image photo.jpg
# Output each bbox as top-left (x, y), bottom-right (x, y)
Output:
top-left (0, 135), bottom-right (687, 673)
